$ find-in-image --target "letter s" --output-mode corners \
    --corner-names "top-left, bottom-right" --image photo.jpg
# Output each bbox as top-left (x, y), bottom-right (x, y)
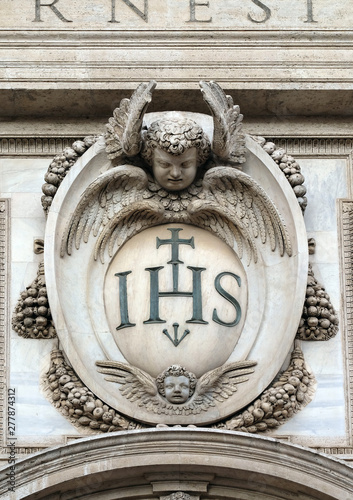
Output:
top-left (212, 272), bottom-right (241, 327)
top-left (248, 0), bottom-right (271, 23)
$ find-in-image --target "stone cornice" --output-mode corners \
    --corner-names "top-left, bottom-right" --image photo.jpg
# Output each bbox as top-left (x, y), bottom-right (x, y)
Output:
top-left (2, 30), bottom-right (353, 91)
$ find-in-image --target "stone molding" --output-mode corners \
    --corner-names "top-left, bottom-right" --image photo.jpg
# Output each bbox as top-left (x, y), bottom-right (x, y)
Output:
top-left (0, 199), bottom-right (9, 453)
top-left (2, 31), bottom-right (353, 91)
top-left (0, 138), bottom-right (80, 155)
top-left (339, 200), bottom-right (353, 443)
top-left (270, 138), bottom-right (353, 156)
top-left (1, 429), bottom-right (353, 499)
top-left (2, 442), bottom-right (353, 462)
top-left (2, 137), bottom-right (353, 156)
top-left (3, 30), bottom-right (353, 43)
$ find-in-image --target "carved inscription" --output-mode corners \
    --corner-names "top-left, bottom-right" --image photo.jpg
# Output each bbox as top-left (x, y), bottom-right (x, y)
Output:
top-left (163, 323), bottom-right (190, 347)
top-left (33, 0), bottom-right (72, 22)
top-left (115, 271), bottom-right (136, 331)
top-left (30, 0), bottom-right (318, 25)
top-left (304, 0), bottom-right (317, 23)
top-left (144, 228), bottom-right (207, 326)
top-left (110, 0), bottom-right (148, 23)
top-left (187, 0), bottom-right (212, 23)
top-left (213, 272), bottom-right (242, 327)
top-left (248, 0), bottom-right (271, 24)
top-left (114, 227), bottom-right (242, 338)
top-left (247, 0), bottom-right (315, 24)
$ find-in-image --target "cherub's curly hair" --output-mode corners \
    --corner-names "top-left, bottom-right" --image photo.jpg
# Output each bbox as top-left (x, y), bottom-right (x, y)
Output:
top-left (141, 118), bottom-right (211, 167)
top-left (156, 365), bottom-right (197, 397)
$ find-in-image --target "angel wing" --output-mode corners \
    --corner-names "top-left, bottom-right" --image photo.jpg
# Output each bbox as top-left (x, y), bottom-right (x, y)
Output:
top-left (105, 80), bottom-right (157, 161)
top-left (60, 165), bottom-right (166, 263)
top-left (200, 80), bottom-right (246, 165)
top-left (187, 166), bottom-right (292, 264)
top-left (96, 360), bottom-right (159, 406)
top-left (194, 360), bottom-right (257, 403)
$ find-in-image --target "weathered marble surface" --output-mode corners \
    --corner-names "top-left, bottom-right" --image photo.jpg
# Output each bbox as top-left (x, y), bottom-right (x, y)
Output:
top-left (303, 158), bottom-right (348, 233)
top-left (0, 157), bottom-right (80, 442)
top-left (11, 339), bottom-right (77, 437)
top-left (274, 157), bottom-right (348, 440)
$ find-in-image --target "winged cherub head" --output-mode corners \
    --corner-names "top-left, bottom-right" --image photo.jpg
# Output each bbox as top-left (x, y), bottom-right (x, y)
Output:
top-left (156, 365), bottom-right (197, 404)
top-left (141, 118), bottom-right (211, 192)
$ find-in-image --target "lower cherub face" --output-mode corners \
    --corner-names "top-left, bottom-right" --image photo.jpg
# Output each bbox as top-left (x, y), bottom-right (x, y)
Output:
top-left (152, 147), bottom-right (198, 192)
top-left (163, 375), bottom-right (190, 404)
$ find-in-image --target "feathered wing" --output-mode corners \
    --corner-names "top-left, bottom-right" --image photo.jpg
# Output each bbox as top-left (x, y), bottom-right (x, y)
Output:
top-left (95, 360), bottom-right (160, 407)
top-left (60, 165), bottom-right (166, 262)
top-left (94, 199), bottom-right (166, 263)
top-left (187, 166), bottom-right (292, 264)
top-left (96, 359), bottom-right (256, 415)
top-left (105, 80), bottom-right (157, 161)
top-left (200, 80), bottom-right (246, 164)
top-left (193, 360), bottom-right (257, 405)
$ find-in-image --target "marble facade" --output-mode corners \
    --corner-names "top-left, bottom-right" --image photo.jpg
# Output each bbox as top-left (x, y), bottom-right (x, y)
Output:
top-left (1, 1), bottom-right (353, 498)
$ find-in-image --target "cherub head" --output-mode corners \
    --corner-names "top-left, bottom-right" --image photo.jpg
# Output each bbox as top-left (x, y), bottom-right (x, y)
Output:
top-left (141, 118), bottom-right (211, 191)
top-left (156, 365), bottom-right (197, 404)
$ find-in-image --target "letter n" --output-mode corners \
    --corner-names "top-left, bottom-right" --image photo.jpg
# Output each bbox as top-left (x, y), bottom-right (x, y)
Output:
top-left (110, 0), bottom-right (148, 23)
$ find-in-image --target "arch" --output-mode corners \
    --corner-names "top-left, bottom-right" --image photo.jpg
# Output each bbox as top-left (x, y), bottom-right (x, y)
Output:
top-left (1, 429), bottom-right (352, 499)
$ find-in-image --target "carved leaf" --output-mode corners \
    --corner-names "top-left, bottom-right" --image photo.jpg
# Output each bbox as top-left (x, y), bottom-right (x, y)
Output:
top-left (200, 80), bottom-right (246, 164)
top-left (105, 80), bottom-right (157, 161)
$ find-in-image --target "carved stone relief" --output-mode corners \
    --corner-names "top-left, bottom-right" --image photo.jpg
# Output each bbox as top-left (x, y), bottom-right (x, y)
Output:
top-left (252, 136), bottom-right (307, 212)
top-left (15, 130), bottom-right (339, 342)
top-left (44, 350), bottom-right (142, 433)
top-left (96, 356), bottom-right (257, 416)
top-left (161, 493), bottom-right (194, 500)
top-left (216, 342), bottom-right (316, 433)
top-left (11, 242), bottom-right (56, 339)
top-left (41, 137), bottom-right (98, 215)
top-left (297, 263), bottom-right (339, 341)
top-left (2, 130), bottom-right (350, 459)
top-left (45, 85), bottom-right (308, 425)
top-left (9, 81), bottom-right (341, 433)
top-left (44, 339), bottom-right (314, 434)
